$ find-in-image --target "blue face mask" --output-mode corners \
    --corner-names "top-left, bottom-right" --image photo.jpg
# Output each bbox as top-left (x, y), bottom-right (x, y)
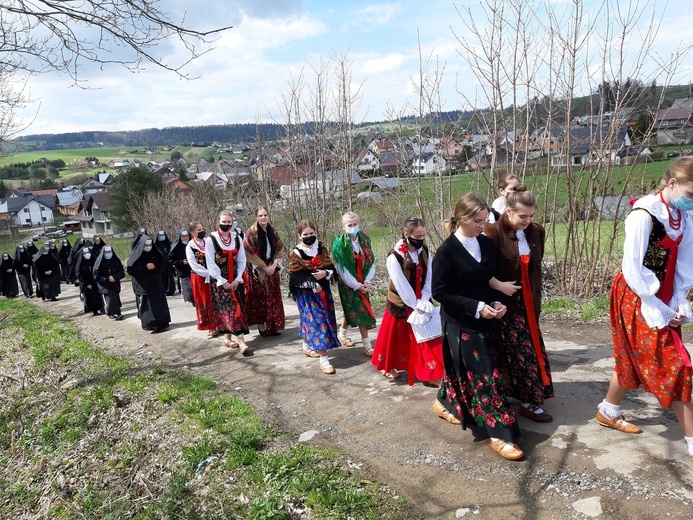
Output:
top-left (671, 184), bottom-right (693, 211)
top-left (345, 225), bottom-right (360, 235)
top-left (143, 246), bottom-right (153, 252)
top-left (157, 235), bottom-right (165, 241)
top-left (104, 253), bottom-right (113, 260)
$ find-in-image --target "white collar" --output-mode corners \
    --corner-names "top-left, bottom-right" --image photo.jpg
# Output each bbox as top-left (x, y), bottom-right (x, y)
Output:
top-left (296, 241), bottom-right (319, 256)
top-left (632, 193), bottom-right (669, 220)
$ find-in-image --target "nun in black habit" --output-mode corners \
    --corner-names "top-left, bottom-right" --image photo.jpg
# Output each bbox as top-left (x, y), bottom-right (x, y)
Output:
top-left (25, 239), bottom-right (40, 296)
top-left (1, 252), bottom-right (19, 298)
top-left (168, 229), bottom-right (194, 304)
top-left (93, 245), bottom-right (125, 320)
top-left (75, 246), bottom-right (104, 315)
top-left (33, 244), bottom-right (61, 301)
top-left (154, 230), bottom-right (176, 296)
top-left (58, 238), bottom-right (71, 282)
top-left (68, 237), bottom-right (92, 283)
top-left (126, 235), bottom-right (171, 333)
top-left (13, 243), bottom-right (34, 297)
top-left (91, 235), bottom-right (106, 257)
top-left (131, 227), bottom-right (148, 250)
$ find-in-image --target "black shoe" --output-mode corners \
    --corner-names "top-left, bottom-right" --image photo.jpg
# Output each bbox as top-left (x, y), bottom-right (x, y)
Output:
top-left (115, 315), bottom-right (123, 321)
top-left (50, 297), bottom-right (57, 301)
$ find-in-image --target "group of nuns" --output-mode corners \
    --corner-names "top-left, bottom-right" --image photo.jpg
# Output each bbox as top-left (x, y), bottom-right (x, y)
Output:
top-left (1, 239), bottom-right (63, 301)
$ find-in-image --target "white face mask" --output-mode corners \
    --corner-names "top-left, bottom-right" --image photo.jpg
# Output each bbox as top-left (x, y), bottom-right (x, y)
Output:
top-left (83, 253), bottom-right (91, 260)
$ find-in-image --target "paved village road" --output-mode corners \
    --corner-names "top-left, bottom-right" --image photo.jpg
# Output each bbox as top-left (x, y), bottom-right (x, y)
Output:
top-left (33, 282), bottom-right (693, 519)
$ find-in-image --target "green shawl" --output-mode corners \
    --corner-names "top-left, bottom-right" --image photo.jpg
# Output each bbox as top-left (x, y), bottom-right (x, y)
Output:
top-left (331, 231), bottom-right (374, 280)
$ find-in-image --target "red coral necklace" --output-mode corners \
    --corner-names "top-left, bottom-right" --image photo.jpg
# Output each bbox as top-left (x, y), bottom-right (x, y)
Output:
top-left (219, 231), bottom-right (233, 246)
top-left (660, 191), bottom-right (681, 230)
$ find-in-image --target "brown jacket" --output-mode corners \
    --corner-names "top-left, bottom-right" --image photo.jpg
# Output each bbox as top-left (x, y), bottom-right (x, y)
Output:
top-left (484, 213), bottom-right (545, 318)
top-left (386, 246), bottom-right (429, 319)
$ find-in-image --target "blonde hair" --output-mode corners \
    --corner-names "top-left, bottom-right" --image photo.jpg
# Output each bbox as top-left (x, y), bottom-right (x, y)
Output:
top-left (657, 157), bottom-right (693, 193)
top-left (341, 211), bottom-right (359, 225)
top-left (255, 205), bottom-right (270, 217)
top-left (218, 210), bottom-right (234, 222)
top-left (443, 193), bottom-right (489, 235)
top-left (498, 172), bottom-right (520, 190)
top-left (188, 221), bottom-right (202, 234)
top-left (506, 186), bottom-right (536, 210)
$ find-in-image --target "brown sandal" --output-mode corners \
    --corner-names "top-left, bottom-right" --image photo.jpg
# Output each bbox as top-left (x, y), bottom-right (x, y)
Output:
top-left (223, 334), bottom-right (239, 349)
top-left (379, 369), bottom-right (399, 379)
top-left (433, 400), bottom-right (461, 425)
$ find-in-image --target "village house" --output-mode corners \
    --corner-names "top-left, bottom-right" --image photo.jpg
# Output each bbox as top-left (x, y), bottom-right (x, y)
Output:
top-left (75, 191), bottom-right (126, 238)
top-left (0, 190), bottom-right (55, 228)
top-left (654, 107), bottom-right (693, 145)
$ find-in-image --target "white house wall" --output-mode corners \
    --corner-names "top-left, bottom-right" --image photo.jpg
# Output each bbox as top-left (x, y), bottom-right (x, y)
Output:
top-left (14, 200), bottom-right (54, 227)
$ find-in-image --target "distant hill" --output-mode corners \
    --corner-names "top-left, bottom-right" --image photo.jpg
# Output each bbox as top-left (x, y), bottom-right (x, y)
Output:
top-left (13, 110), bottom-right (479, 150)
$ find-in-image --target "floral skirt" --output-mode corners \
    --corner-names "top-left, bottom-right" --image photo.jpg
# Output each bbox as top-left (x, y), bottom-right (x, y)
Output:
top-left (295, 288), bottom-right (340, 351)
top-left (372, 309), bottom-right (444, 385)
top-left (210, 282), bottom-right (249, 335)
top-left (337, 279), bottom-right (376, 328)
top-left (489, 300), bottom-right (554, 405)
top-left (610, 272), bottom-right (692, 408)
top-left (245, 268), bottom-right (285, 333)
top-left (437, 320), bottom-right (520, 442)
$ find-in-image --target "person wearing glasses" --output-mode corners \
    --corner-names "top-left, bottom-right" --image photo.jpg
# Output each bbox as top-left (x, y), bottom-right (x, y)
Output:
top-left (485, 188), bottom-right (554, 424)
top-left (432, 193), bottom-right (523, 461)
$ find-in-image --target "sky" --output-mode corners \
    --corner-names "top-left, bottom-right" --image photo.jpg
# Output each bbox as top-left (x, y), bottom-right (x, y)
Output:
top-left (12, 0), bottom-right (693, 137)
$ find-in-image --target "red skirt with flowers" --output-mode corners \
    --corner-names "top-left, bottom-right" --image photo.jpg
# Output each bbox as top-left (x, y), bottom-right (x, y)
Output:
top-left (245, 268), bottom-right (285, 333)
top-left (610, 272), bottom-right (692, 408)
top-left (372, 309), bottom-right (444, 385)
top-left (190, 273), bottom-right (216, 331)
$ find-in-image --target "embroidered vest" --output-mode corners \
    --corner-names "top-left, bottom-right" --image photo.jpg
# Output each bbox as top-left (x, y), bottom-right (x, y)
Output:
top-left (386, 246), bottom-right (429, 319)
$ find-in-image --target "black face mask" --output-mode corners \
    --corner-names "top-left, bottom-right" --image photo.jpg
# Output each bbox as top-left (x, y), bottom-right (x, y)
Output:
top-left (302, 236), bottom-right (317, 246)
top-left (219, 224), bottom-right (232, 232)
top-left (407, 237), bottom-right (425, 249)
top-left (196, 230), bottom-right (206, 240)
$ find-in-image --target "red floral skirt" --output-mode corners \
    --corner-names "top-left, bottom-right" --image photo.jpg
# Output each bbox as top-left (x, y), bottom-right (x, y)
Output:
top-left (245, 268), bottom-right (285, 333)
top-left (610, 272), bottom-right (692, 408)
top-left (372, 309), bottom-right (444, 385)
top-left (190, 273), bottom-right (216, 331)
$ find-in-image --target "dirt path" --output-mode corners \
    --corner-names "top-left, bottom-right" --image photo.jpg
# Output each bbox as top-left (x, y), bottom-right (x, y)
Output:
top-left (34, 283), bottom-right (693, 519)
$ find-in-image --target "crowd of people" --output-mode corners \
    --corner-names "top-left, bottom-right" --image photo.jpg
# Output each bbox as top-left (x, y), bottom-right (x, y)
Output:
top-left (1, 157), bottom-right (692, 463)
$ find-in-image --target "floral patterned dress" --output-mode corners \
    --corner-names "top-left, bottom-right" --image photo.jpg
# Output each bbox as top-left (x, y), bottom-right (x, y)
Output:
top-left (610, 196), bottom-right (693, 408)
top-left (332, 232), bottom-right (377, 328)
top-left (186, 240), bottom-right (216, 331)
top-left (288, 242), bottom-right (341, 351)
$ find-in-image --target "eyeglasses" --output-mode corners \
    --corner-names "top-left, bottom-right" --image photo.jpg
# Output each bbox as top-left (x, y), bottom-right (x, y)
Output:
top-left (472, 219), bottom-right (489, 227)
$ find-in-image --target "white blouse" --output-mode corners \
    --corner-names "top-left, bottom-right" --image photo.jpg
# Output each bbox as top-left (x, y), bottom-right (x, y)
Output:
top-left (186, 240), bottom-right (211, 282)
top-left (205, 231), bottom-right (246, 286)
top-left (517, 229), bottom-right (531, 255)
top-left (334, 236), bottom-right (376, 291)
top-left (622, 194), bottom-right (693, 329)
top-left (386, 239), bottom-right (432, 310)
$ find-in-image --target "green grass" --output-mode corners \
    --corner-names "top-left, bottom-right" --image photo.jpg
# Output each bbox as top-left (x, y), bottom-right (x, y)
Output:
top-left (543, 293), bottom-right (610, 321)
top-left (0, 299), bottom-right (411, 519)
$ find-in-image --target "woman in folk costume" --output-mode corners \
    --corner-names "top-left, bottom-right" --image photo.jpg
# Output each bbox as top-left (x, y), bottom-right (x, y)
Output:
top-left (93, 245), bottom-right (125, 320)
top-left (331, 211), bottom-right (376, 357)
top-left (33, 244), bottom-right (61, 301)
top-left (75, 246), bottom-right (104, 315)
top-left (484, 189), bottom-right (554, 423)
top-left (0, 251), bottom-right (19, 298)
top-left (289, 220), bottom-right (341, 373)
top-left (58, 238), bottom-right (71, 283)
top-left (126, 235), bottom-right (171, 333)
top-left (432, 193), bottom-right (522, 461)
top-left (155, 230), bottom-right (176, 296)
top-left (244, 206), bottom-right (285, 336)
top-left (169, 229), bottom-right (194, 305)
top-left (186, 221), bottom-right (217, 334)
top-left (371, 216), bottom-right (444, 385)
top-left (596, 158), bottom-right (693, 463)
top-left (13, 243), bottom-right (34, 297)
top-left (205, 210), bottom-right (250, 354)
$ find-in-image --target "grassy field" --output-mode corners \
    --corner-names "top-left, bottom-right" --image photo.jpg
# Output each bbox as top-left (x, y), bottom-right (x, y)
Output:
top-left (0, 299), bottom-right (412, 519)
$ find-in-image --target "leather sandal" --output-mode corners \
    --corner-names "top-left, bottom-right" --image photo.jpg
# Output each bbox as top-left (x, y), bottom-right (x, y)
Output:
top-left (595, 409), bottom-right (642, 434)
top-left (433, 400), bottom-right (461, 425)
top-left (363, 346), bottom-right (374, 357)
top-left (489, 439), bottom-right (524, 460)
top-left (379, 369), bottom-right (399, 379)
top-left (320, 362), bottom-right (335, 375)
top-left (223, 335), bottom-right (239, 349)
top-left (238, 343), bottom-right (250, 355)
top-left (519, 403), bottom-right (553, 423)
top-left (338, 335), bottom-right (354, 347)
top-left (207, 330), bottom-right (220, 338)
top-left (302, 348), bottom-right (320, 358)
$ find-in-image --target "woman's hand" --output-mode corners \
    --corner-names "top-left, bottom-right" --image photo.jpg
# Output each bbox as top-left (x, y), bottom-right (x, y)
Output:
top-left (479, 305), bottom-right (499, 319)
top-left (146, 262), bottom-right (156, 270)
top-left (669, 313), bottom-right (684, 328)
top-left (315, 284), bottom-right (323, 294)
top-left (312, 269), bottom-right (327, 280)
top-left (490, 277), bottom-right (521, 296)
top-left (491, 302), bottom-right (507, 319)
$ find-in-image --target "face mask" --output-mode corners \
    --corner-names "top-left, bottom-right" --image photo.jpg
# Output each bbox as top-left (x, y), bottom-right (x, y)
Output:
top-left (2, 255), bottom-right (7, 260)
top-left (143, 246), bottom-right (153, 253)
top-left (302, 235), bottom-right (317, 246)
top-left (407, 237), bottom-right (425, 249)
top-left (182, 239), bottom-right (189, 244)
top-left (157, 235), bottom-right (165, 241)
top-left (50, 244), bottom-right (56, 249)
top-left (104, 253), bottom-right (113, 260)
top-left (671, 184), bottom-right (693, 211)
top-left (345, 225), bottom-right (360, 235)
top-left (196, 231), bottom-right (206, 240)
top-left (42, 250), bottom-right (49, 255)
top-left (94, 237), bottom-right (100, 243)
top-left (83, 253), bottom-right (91, 260)
top-left (18, 247), bottom-right (24, 252)
top-left (27, 241), bottom-right (33, 246)
top-left (232, 221), bottom-right (238, 229)
top-left (139, 228), bottom-right (145, 234)
top-left (219, 224), bottom-right (231, 232)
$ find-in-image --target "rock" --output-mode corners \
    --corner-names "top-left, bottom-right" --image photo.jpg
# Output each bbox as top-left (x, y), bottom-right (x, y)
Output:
top-left (456, 508), bottom-right (471, 518)
top-left (572, 496), bottom-right (602, 517)
top-left (298, 429), bottom-right (320, 442)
